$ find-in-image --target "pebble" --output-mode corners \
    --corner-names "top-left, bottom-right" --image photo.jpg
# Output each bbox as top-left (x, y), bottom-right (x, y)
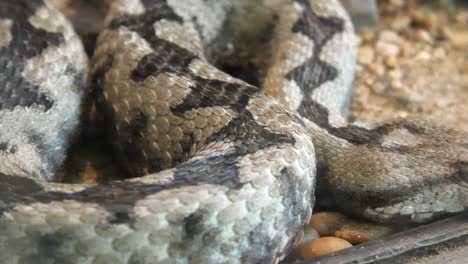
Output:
top-left (443, 29), bottom-right (468, 48)
top-left (415, 29), bottom-right (433, 44)
top-left (376, 41), bottom-right (400, 58)
top-left (388, 69), bottom-right (403, 80)
top-left (415, 51), bottom-right (431, 61)
top-left (385, 57), bottom-right (400, 68)
top-left (391, 16), bottom-right (411, 31)
top-left (335, 223), bottom-right (393, 244)
top-left (369, 63), bottom-right (385, 76)
top-left (300, 237), bottom-right (352, 259)
top-left (308, 212), bottom-right (347, 236)
top-left (389, 0), bottom-right (404, 8)
top-left (358, 46), bottom-right (375, 65)
top-left (379, 30), bottom-right (402, 43)
top-left (433, 48), bottom-right (446, 59)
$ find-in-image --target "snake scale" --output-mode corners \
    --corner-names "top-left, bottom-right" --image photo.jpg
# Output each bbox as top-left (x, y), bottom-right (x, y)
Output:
top-left (0, 0), bottom-right (467, 263)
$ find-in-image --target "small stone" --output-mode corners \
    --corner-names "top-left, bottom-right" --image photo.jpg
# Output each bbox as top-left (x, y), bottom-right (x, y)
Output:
top-left (433, 48), bottom-right (446, 59)
top-left (359, 30), bottom-right (376, 42)
top-left (462, 62), bottom-right (468, 75)
top-left (389, 0), bottom-right (404, 8)
top-left (455, 13), bottom-right (468, 25)
top-left (385, 57), bottom-right (400, 68)
top-left (388, 69), bottom-right (403, 80)
top-left (379, 30), bottom-right (401, 43)
top-left (443, 29), bottom-right (468, 48)
top-left (335, 223), bottom-right (393, 244)
top-left (370, 82), bottom-right (387, 94)
top-left (376, 41), bottom-right (400, 58)
top-left (308, 212), bottom-right (347, 236)
top-left (399, 41), bottom-right (413, 56)
top-left (300, 237), bottom-right (352, 259)
top-left (358, 46), bottom-right (375, 65)
top-left (391, 80), bottom-right (404, 90)
top-left (391, 16), bottom-right (410, 31)
top-left (411, 11), bottom-right (439, 33)
top-left (415, 51), bottom-right (431, 61)
top-left (369, 63), bottom-right (385, 76)
top-left (415, 29), bottom-right (433, 44)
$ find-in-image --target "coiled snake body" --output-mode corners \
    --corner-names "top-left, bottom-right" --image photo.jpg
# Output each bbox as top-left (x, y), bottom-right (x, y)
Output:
top-left (0, 0), bottom-right (467, 263)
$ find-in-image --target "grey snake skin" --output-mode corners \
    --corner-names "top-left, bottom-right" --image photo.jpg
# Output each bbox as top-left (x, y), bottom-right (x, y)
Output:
top-left (0, 0), bottom-right (467, 263)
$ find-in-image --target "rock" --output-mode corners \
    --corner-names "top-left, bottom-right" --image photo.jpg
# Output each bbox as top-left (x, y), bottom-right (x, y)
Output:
top-left (335, 223), bottom-right (393, 244)
top-left (415, 29), bottom-right (433, 44)
top-left (379, 30), bottom-right (402, 43)
top-left (389, 0), bottom-right (404, 8)
top-left (300, 237), bottom-right (352, 259)
top-left (359, 46), bottom-right (375, 65)
top-left (433, 48), bottom-right (446, 59)
top-left (369, 62), bottom-right (385, 76)
top-left (385, 57), bottom-right (400, 68)
top-left (391, 16), bottom-right (411, 31)
top-left (388, 69), bottom-right (403, 80)
top-left (308, 212), bottom-right (348, 236)
top-left (376, 41), bottom-right (400, 58)
top-left (415, 51), bottom-right (431, 61)
top-left (443, 29), bottom-right (468, 48)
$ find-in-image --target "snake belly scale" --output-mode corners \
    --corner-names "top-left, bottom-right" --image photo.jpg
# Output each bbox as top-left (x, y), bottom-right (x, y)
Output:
top-left (0, 0), bottom-right (467, 263)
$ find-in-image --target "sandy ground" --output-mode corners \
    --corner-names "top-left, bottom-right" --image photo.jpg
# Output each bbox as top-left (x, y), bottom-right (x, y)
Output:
top-left (351, 0), bottom-right (468, 132)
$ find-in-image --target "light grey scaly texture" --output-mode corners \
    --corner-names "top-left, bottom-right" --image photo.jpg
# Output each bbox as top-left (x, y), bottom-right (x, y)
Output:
top-left (0, 0), bottom-right (467, 263)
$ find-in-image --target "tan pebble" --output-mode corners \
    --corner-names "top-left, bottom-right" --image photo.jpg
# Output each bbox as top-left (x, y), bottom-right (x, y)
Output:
top-left (388, 69), bottom-right (403, 80)
top-left (335, 230), bottom-right (369, 245)
top-left (369, 63), bottom-right (385, 76)
top-left (355, 35), bottom-right (362, 46)
top-left (443, 29), bottom-right (468, 48)
top-left (385, 57), bottom-right (400, 68)
top-left (358, 46), bottom-right (375, 65)
top-left (359, 30), bottom-right (375, 42)
top-left (391, 16), bottom-right (410, 31)
top-left (364, 78), bottom-right (375, 86)
top-left (462, 62), bottom-right (468, 75)
top-left (308, 212), bottom-right (347, 236)
top-left (356, 64), bottom-right (363, 73)
top-left (399, 41), bottom-right (413, 56)
top-left (415, 29), bottom-right (433, 44)
top-left (300, 237), bottom-right (352, 259)
top-left (455, 13), bottom-right (468, 25)
top-left (391, 80), bottom-right (404, 90)
top-left (411, 11), bottom-right (438, 32)
top-left (415, 51), bottom-right (431, 61)
top-left (335, 223), bottom-right (393, 244)
top-left (433, 48), bottom-right (446, 59)
top-left (389, 0), bottom-right (404, 8)
top-left (376, 41), bottom-right (400, 58)
top-left (379, 30), bottom-right (401, 43)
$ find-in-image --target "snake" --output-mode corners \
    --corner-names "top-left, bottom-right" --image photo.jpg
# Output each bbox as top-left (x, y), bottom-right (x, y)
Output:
top-left (0, 0), bottom-right (467, 263)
